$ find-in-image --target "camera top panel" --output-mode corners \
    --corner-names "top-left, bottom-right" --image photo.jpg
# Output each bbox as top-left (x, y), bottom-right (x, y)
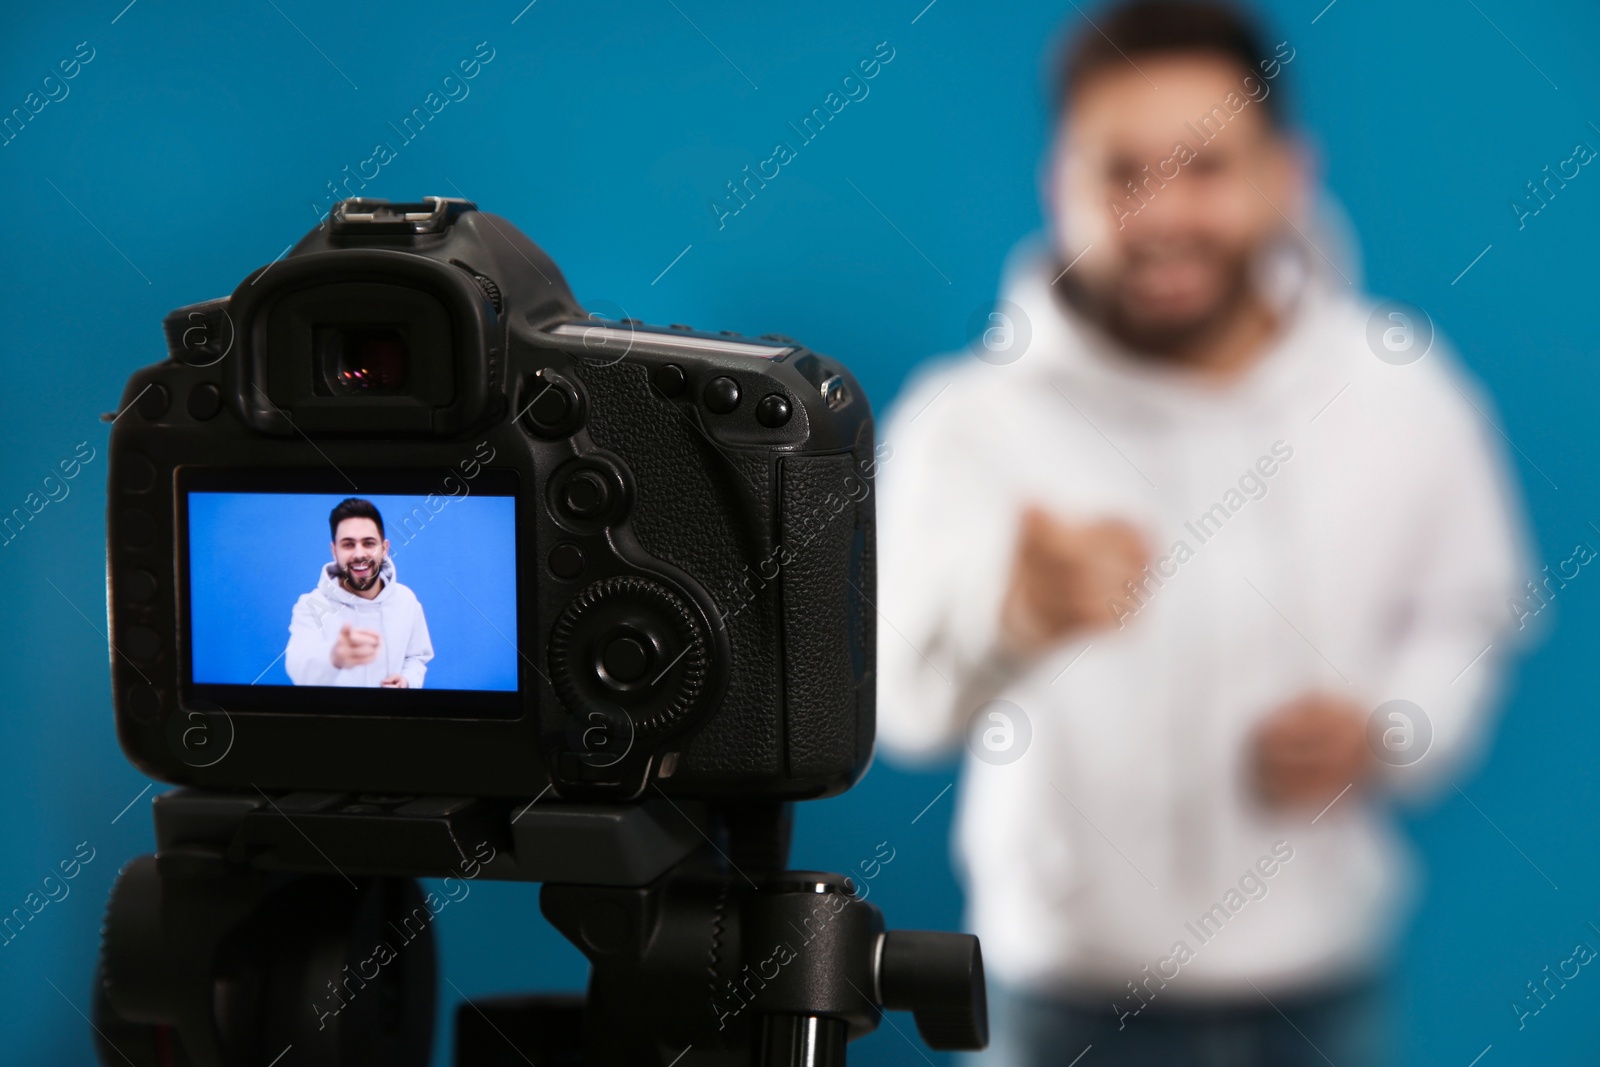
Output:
top-left (545, 321), bottom-right (795, 361)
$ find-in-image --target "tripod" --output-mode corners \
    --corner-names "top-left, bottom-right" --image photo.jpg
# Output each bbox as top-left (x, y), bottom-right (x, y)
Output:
top-left (93, 787), bottom-right (987, 1066)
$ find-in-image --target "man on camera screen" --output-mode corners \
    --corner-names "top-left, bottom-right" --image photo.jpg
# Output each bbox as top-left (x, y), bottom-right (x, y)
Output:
top-left (285, 497), bottom-right (434, 689)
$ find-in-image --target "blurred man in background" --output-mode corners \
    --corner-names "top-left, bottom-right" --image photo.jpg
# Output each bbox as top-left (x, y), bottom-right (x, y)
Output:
top-left (875, 3), bottom-right (1527, 1064)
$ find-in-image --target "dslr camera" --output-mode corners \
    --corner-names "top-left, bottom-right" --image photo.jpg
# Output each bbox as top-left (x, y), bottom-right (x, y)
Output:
top-left (95, 198), bottom-right (983, 1067)
top-left (109, 195), bottom-right (878, 802)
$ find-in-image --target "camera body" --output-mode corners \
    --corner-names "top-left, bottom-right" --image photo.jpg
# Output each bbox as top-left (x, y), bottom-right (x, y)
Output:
top-left (107, 197), bottom-right (877, 802)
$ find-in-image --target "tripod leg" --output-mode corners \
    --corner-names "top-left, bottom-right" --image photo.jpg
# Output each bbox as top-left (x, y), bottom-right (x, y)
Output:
top-left (757, 1015), bottom-right (848, 1067)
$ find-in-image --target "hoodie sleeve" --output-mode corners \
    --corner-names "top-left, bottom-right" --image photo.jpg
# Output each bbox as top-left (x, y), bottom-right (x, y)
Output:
top-left (286, 593), bottom-right (342, 686)
top-left (1370, 370), bottom-right (1532, 797)
top-left (874, 368), bottom-right (1031, 762)
top-left (400, 592), bottom-right (434, 689)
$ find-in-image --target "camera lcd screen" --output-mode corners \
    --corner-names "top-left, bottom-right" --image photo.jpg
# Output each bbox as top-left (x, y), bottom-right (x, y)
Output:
top-left (180, 469), bottom-right (523, 717)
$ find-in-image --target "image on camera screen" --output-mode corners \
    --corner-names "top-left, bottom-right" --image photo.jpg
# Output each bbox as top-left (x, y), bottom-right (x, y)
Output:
top-left (180, 470), bottom-right (520, 713)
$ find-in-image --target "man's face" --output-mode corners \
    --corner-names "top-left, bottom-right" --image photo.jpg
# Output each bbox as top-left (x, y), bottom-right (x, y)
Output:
top-left (1048, 54), bottom-right (1300, 354)
top-left (332, 517), bottom-right (388, 591)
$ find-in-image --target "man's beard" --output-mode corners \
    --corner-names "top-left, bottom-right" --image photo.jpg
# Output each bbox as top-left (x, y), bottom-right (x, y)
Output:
top-left (338, 556), bottom-right (382, 591)
top-left (1055, 243), bottom-right (1255, 360)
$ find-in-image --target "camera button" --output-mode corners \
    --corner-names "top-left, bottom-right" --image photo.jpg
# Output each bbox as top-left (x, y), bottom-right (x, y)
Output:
top-left (756, 393), bottom-right (792, 427)
top-left (548, 543), bottom-right (585, 580)
top-left (520, 371), bottom-right (584, 438)
top-left (601, 634), bottom-right (650, 684)
top-left (119, 454), bottom-right (156, 494)
top-left (187, 382), bottom-right (223, 421)
top-left (123, 626), bottom-right (160, 663)
top-left (703, 376), bottom-right (741, 414)
top-left (136, 383), bottom-right (170, 420)
top-left (125, 684), bottom-right (162, 723)
top-left (528, 386), bottom-right (570, 424)
top-left (651, 364), bottom-right (686, 397)
top-left (121, 569), bottom-right (159, 603)
top-left (562, 472), bottom-right (611, 518)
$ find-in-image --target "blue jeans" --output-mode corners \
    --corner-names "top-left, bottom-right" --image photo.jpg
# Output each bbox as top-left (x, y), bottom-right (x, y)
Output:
top-left (976, 979), bottom-right (1389, 1067)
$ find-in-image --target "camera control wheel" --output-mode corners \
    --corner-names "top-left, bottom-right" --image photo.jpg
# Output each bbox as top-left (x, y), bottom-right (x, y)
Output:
top-left (550, 575), bottom-right (709, 737)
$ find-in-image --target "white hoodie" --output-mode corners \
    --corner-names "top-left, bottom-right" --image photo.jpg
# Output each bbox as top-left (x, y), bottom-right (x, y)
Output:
top-left (875, 238), bottom-right (1528, 1002)
top-left (285, 557), bottom-right (434, 688)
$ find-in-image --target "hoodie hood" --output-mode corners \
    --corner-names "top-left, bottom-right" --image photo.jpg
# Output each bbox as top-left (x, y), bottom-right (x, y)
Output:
top-left (316, 555), bottom-right (399, 607)
top-left (995, 206), bottom-right (1367, 428)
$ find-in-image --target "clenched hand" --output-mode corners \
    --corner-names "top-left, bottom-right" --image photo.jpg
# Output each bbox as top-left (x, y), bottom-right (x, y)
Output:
top-left (1252, 693), bottom-right (1374, 810)
top-left (331, 622), bottom-right (382, 669)
top-left (1000, 505), bottom-right (1150, 654)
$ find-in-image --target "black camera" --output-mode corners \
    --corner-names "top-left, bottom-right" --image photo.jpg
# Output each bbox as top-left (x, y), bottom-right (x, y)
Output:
top-left (108, 196), bottom-right (879, 802)
top-left (95, 199), bottom-right (985, 1067)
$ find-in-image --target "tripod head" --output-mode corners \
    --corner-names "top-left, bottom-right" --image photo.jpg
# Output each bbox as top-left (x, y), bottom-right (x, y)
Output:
top-left (95, 788), bottom-right (987, 1066)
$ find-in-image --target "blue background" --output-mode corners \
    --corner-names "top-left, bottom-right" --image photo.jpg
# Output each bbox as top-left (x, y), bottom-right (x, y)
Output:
top-left (2, 0), bottom-right (1597, 1064)
top-left (186, 491), bottom-right (519, 690)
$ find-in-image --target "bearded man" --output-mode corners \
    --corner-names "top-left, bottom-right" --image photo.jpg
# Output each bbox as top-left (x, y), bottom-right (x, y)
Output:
top-left (875, 3), bottom-right (1527, 1064)
top-left (285, 497), bottom-right (434, 689)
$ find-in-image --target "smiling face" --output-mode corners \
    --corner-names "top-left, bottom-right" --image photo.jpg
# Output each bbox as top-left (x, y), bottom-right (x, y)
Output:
top-left (1048, 54), bottom-right (1301, 356)
top-left (332, 516), bottom-right (388, 593)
